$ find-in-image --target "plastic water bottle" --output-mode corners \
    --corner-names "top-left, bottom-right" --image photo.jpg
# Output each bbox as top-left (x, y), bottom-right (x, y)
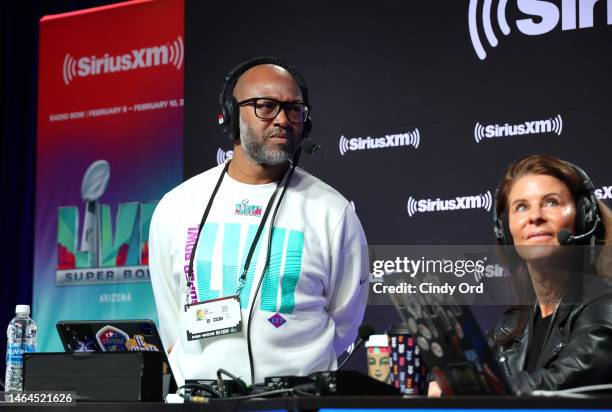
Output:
top-left (5, 305), bottom-right (37, 392)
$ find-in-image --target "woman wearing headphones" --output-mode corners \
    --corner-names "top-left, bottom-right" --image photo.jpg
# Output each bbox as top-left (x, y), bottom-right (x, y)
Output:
top-left (489, 154), bottom-right (612, 394)
top-left (426, 154), bottom-right (612, 397)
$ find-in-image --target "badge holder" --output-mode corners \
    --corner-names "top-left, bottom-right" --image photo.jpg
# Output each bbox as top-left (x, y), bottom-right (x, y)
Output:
top-left (184, 295), bottom-right (242, 341)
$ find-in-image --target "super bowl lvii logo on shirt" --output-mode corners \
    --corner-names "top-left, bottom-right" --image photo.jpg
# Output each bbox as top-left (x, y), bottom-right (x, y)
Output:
top-left (234, 200), bottom-right (262, 217)
top-left (56, 160), bottom-right (157, 286)
top-left (189, 223), bottom-right (305, 315)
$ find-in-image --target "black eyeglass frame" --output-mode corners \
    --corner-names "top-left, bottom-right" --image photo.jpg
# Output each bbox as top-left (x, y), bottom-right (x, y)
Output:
top-left (237, 97), bottom-right (310, 124)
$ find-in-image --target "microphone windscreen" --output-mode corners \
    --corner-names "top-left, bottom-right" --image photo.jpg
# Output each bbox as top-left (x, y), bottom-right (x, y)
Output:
top-left (358, 324), bottom-right (375, 341)
top-left (557, 229), bottom-right (572, 245)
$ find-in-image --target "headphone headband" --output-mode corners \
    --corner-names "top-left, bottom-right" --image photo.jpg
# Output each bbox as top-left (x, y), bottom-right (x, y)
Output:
top-left (218, 56), bottom-right (311, 141)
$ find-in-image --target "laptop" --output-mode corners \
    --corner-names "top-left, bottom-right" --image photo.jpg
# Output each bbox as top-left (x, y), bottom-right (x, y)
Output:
top-left (56, 319), bottom-right (177, 395)
top-left (383, 273), bottom-right (513, 395)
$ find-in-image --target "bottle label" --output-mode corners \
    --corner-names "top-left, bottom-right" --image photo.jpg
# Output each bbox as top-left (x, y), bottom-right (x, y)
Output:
top-left (6, 344), bottom-right (24, 364)
top-left (5, 343), bottom-right (34, 364)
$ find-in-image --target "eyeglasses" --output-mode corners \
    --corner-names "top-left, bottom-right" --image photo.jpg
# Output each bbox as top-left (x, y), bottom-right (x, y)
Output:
top-left (238, 98), bottom-right (310, 124)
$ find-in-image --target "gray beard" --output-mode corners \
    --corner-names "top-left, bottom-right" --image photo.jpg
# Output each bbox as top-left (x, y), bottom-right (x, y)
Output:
top-left (239, 117), bottom-right (296, 166)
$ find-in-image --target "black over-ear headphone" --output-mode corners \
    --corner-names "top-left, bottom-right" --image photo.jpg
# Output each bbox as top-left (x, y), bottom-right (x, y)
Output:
top-left (493, 161), bottom-right (601, 245)
top-left (217, 56), bottom-right (312, 141)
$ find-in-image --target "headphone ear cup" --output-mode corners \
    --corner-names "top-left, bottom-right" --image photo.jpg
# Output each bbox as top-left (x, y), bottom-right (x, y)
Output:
top-left (574, 194), bottom-right (593, 236)
top-left (575, 195), bottom-right (586, 235)
top-left (501, 213), bottom-right (513, 245)
top-left (494, 211), bottom-right (513, 245)
top-left (222, 97), bottom-right (238, 141)
top-left (220, 101), bottom-right (231, 134)
top-left (302, 117), bottom-right (312, 139)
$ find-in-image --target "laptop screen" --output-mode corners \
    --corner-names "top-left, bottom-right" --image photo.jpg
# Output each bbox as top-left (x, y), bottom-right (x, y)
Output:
top-left (56, 319), bottom-right (176, 394)
top-left (384, 273), bottom-right (512, 395)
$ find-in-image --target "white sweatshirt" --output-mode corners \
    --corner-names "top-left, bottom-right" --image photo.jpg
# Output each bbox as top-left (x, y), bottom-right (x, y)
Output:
top-left (149, 163), bottom-right (369, 385)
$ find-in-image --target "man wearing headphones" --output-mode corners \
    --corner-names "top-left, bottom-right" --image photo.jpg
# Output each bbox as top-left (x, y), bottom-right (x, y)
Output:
top-left (149, 57), bottom-right (369, 386)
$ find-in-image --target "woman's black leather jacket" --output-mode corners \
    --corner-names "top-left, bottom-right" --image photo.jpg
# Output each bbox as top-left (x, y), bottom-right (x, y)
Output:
top-left (491, 274), bottom-right (612, 394)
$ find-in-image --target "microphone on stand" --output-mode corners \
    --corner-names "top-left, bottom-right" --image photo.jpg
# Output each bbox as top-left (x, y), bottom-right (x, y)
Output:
top-left (337, 324), bottom-right (375, 370)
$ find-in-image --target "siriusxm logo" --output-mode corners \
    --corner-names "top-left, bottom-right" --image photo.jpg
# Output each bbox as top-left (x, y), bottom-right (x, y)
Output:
top-left (469, 0), bottom-right (612, 60)
top-left (473, 264), bottom-right (510, 282)
top-left (474, 114), bottom-right (562, 143)
top-left (62, 36), bottom-right (184, 85)
top-left (338, 129), bottom-right (420, 155)
top-left (407, 191), bottom-right (493, 217)
top-left (216, 148), bottom-right (234, 165)
top-left (595, 185), bottom-right (612, 200)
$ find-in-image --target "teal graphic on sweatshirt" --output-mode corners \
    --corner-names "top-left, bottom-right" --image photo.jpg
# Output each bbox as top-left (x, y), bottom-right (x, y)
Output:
top-left (195, 223), bottom-right (218, 301)
top-left (194, 223), bottom-right (304, 314)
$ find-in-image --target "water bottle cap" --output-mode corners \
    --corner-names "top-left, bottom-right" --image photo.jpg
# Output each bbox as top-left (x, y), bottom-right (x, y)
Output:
top-left (15, 305), bottom-right (30, 316)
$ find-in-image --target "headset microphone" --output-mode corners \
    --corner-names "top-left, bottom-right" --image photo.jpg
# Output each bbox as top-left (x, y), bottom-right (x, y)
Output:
top-left (557, 216), bottom-right (601, 245)
top-left (557, 229), bottom-right (572, 245)
top-left (301, 138), bottom-right (321, 155)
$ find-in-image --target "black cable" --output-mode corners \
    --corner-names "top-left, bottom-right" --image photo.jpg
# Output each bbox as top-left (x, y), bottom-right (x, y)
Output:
top-left (291, 383), bottom-right (319, 397)
top-left (212, 388), bottom-right (295, 401)
top-left (245, 161), bottom-right (298, 384)
top-left (216, 368), bottom-right (249, 396)
top-left (293, 388), bottom-right (317, 397)
top-left (176, 383), bottom-right (220, 400)
top-left (186, 162), bottom-right (229, 297)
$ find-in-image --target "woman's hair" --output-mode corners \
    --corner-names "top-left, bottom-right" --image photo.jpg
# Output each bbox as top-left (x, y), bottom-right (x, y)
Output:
top-left (596, 199), bottom-right (612, 279)
top-left (493, 154), bottom-right (612, 343)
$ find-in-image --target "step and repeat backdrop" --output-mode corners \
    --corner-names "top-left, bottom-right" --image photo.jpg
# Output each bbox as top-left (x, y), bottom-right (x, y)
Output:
top-left (182, 0), bottom-right (612, 364)
top-left (32, 0), bottom-right (611, 368)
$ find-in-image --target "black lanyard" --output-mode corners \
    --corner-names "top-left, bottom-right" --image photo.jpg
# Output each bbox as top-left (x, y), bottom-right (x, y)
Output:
top-left (186, 161), bottom-right (287, 303)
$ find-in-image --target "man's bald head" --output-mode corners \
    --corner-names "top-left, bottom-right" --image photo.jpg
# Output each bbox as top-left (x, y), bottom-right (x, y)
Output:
top-left (233, 64), bottom-right (303, 103)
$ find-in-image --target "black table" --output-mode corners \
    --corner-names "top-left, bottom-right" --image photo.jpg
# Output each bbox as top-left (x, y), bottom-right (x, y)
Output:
top-left (3, 395), bottom-right (612, 411)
